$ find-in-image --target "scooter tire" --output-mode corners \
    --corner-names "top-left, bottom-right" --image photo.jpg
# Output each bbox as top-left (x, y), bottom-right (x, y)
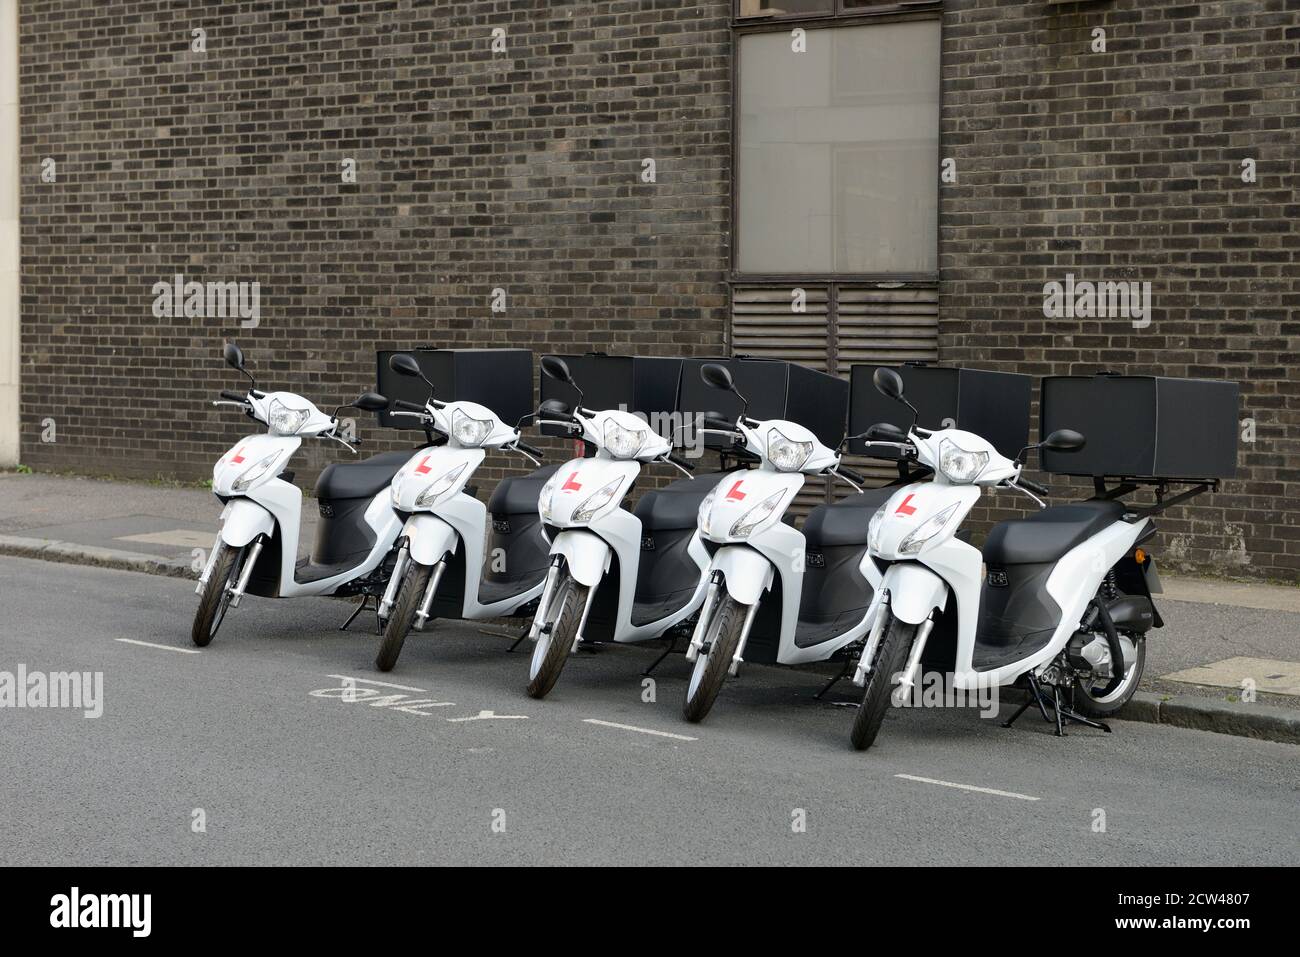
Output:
top-left (850, 615), bottom-right (916, 751)
top-left (375, 562), bottom-right (433, 673)
top-left (1071, 637), bottom-right (1146, 718)
top-left (191, 542), bottom-right (241, 648)
top-left (682, 594), bottom-right (747, 724)
top-left (526, 574), bottom-right (587, 700)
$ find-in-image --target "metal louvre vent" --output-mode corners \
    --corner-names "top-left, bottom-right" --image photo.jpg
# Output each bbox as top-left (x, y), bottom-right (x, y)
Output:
top-left (729, 280), bottom-right (939, 507)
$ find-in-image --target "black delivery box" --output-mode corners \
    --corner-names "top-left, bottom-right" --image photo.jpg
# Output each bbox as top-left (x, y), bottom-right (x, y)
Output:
top-left (376, 348), bottom-right (534, 430)
top-left (539, 353), bottom-right (684, 439)
top-left (677, 357), bottom-right (849, 449)
top-left (1040, 374), bottom-right (1238, 479)
top-left (848, 363), bottom-right (1032, 459)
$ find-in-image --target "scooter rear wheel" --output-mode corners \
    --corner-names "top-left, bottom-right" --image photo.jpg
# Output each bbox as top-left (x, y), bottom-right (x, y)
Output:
top-left (682, 594), bottom-right (747, 724)
top-left (191, 543), bottom-right (242, 647)
top-left (375, 561), bottom-right (433, 673)
top-left (850, 615), bottom-right (916, 751)
top-left (1071, 636), bottom-right (1146, 718)
top-left (526, 573), bottom-right (588, 699)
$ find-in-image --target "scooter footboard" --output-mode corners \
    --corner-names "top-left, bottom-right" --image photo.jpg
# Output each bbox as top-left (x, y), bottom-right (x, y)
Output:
top-left (884, 562), bottom-right (948, 624)
top-left (219, 498), bottom-right (275, 548)
top-left (550, 529), bottom-right (611, 588)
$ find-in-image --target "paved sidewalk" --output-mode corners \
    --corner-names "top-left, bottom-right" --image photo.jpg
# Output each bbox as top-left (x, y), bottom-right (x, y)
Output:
top-left (1, 469), bottom-right (1297, 738)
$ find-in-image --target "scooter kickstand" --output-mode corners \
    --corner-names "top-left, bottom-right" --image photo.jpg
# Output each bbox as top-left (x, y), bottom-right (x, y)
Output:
top-left (506, 623), bottom-right (530, 654)
top-left (641, 637), bottom-right (677, 677)
top-left (813, 658), bottom-right (851, 700)
top-left (340, 595), bottom-right (370, 632)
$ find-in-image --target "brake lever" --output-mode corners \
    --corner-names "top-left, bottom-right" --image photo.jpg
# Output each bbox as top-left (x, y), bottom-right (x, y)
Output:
top-left (660, 455), bottom-right (693, 479)
top-left (323, 430), bottom-right (359, 455)
top-left (1005, 481), bottom-right (1046, 509)
top-left (509, 443), bottom-right (541, 467)
top-left (827, 468), bottom-right (863, 493)
top-left (212, 400), bottom-right (249, 408)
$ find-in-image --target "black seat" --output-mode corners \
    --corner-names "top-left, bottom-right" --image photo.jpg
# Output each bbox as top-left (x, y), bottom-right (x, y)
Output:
top-left (488, 463), bottom-right (562, 515)
top-left (982, 499), bottom-right (1126, 565)
top-left (315, 449), bottom-right (416, 501)
top-left (802, 486), bottom-right (895, 548)
top-left (634, 472), bottom-right (724, 531)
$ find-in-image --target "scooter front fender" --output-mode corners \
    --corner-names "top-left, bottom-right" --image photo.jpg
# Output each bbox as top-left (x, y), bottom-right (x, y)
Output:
top-left (404, 513), bottom-right (459, 566)
top-left (883, 562), bottom-right (948, 625)
top-left (713, 545), bottom-right (774, 606)
top-left (550, 529), bottom-right (612, 588)
top-left (219, 498), bottom-right (275, 548)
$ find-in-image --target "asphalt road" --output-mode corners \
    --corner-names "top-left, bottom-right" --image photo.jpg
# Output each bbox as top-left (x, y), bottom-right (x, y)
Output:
top-left (1, 555), bottom-right (1296, 866)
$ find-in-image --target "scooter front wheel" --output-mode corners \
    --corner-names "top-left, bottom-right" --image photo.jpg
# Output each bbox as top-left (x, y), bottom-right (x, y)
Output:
top-left (850, 615), bottom-right (916, 751)
top-left (682, 594), bottom-right (747, 724)
top-left (191, 542), bottom-right (242, 647)
top-left (375, 561), bottom-right (433, 672)
top-left (526, 573), bottom-right (588, 699)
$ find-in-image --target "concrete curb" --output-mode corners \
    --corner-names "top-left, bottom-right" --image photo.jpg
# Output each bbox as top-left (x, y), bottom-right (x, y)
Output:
top-left (0, 534), bottom-right (194, 580)
top-left (3, 535), bottom-right (1297, 747)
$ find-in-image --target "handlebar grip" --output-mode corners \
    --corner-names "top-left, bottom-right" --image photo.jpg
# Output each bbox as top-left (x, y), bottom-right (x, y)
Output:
top-left (838, 466), bottom-right (866, 484)
top-left (517, 441), bottom-right (543, 457)
top-left (667, 453), bottom-right (696, 472)
top-left (392, 399), bottom-right (426, 414)
top-left (219, 390), bottom-right (246, 402)
top-left (1019, 477), bottom-right (1050, 496)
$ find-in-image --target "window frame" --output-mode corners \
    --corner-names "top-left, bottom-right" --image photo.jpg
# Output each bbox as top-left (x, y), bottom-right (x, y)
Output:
top-left (729, 1), bottom-right (944, 284)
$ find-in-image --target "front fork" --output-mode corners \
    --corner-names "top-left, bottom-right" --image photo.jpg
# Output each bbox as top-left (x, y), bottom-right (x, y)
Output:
top-left (377, 540), bottom-right (411, 620)
top-left (685, 571), bottom-right (761, 677)
top-left (528, 556), bottom-right (599, 654)
top-left (850, 594), bottom-right (935, 693)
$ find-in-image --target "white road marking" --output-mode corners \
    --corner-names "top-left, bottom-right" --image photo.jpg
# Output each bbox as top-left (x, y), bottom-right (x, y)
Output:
top-left (115, 638), bottom-right (201, 655)
top-left (895, 773), bottom-right (1039, 802)
top-left (447, 710), bottom-right (528, 722)
top-left (583, 719), bottom-right (697, 741)
top-left (325, 674), bottom-right (428, 694)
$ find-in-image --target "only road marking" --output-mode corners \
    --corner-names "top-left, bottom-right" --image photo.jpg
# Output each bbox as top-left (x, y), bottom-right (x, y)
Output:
top-left (115, 638), bottom-right (201, 655)
top-left (583, 719), bottom-right (697, 742)
top-left (895, 773), bottom-right (1039, 802)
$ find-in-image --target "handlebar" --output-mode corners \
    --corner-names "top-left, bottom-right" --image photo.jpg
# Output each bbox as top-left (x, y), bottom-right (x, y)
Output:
top-left (1017, 477), bottom-right (1050, 496)
top-left (219, 390), bottom-right (247, 403)
top-left (392, 399), bottom-right (427, 414)
top-left (516, 441), bottom-right (543, 458)
top-left (837, 465), bottom-right (867, 484)
top-left (666, 453), bottom-right (696, 472)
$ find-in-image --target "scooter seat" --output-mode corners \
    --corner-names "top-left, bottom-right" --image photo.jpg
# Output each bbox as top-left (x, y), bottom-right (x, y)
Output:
top-left (802, 486), bottom-right (895, 548)
top-left (315, 450), bottom-right (415, 501)
top-left (634, 472), bottom-right (724, 531)
top-left (982, 500), bottom-right (1126, 565)
top-left (487, 463), bottom-right (562, 515)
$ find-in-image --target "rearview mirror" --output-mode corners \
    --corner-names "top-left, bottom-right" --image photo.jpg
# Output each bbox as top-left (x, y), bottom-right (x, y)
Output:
top-left (388, 353), bottom-right (423, 378)
top-left (352, 392), bottom-right (390, 413)
top-left (873, 367), bottom-right (904, 400)
top-left (223, 342), bottom-right (245, 370)
top-left (540, 355), bottom-right (573, 384)
top-left (1042, 428), bottom-right (1085, 453)
top-left (539, 398), bottom-right (571, 418)
top-left (700, 363), bottom-right (734, 392)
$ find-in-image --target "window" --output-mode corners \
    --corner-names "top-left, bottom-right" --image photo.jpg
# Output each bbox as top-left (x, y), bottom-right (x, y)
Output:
top-left (735, 19), bottom-right (940, 276)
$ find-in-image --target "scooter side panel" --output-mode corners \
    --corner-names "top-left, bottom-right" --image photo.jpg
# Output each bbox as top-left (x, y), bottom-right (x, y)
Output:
top-left (713, 545), bottom-right (775, 606)
top-left (883, 562), bottom-right (950, 624)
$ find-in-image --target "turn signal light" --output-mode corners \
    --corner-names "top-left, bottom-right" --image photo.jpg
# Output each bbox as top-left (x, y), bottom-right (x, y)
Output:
top-left (1134, 548), bottom-right (1146, 564)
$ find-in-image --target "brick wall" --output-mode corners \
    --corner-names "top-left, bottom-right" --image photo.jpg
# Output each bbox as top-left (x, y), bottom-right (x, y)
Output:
top-left (940, 0), bottom-right (1300, 582)
top-left (18, 0), bottom-right (733, 486)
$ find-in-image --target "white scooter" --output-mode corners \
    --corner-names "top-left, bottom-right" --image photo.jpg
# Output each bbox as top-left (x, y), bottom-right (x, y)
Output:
top-left (525, 356), bottom-right (711, 699)
top-left (192, 342), bottom-right (411, 646)
top-left (679, 363), bottom-right (889, 722)
top-left (848, 367), bottom-right (1162, 749)
top-left (372, 352), bottom-right (554, 672)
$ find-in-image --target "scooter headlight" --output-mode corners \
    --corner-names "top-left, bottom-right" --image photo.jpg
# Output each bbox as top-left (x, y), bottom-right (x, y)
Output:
top-left (697, 484), bottom-right (718, 537)
top-left (538, 470), bottom-right (561, 522)
top-left (937, 438), bottom-right (988, 484)
top-left (572, 478), bottom-right (623, 524)
top-left (267, 398), bottom-right (311, 436)
top-left (730, 489), bottom-right (786, 539)
top-left (413, 463), bottom-right (467, 508)
top-left (767, 428), bottom-right (813, 472)
top-left (232, 452), bottom-right (281, 492)
top-left (450, 409), bottom-right (493, 448)
top-left (603, 421), bottom-right (647, 459)
top-left (898, 503), bottom-right (960, 556)
top-left (867, 503), bottom-right (888, 552)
